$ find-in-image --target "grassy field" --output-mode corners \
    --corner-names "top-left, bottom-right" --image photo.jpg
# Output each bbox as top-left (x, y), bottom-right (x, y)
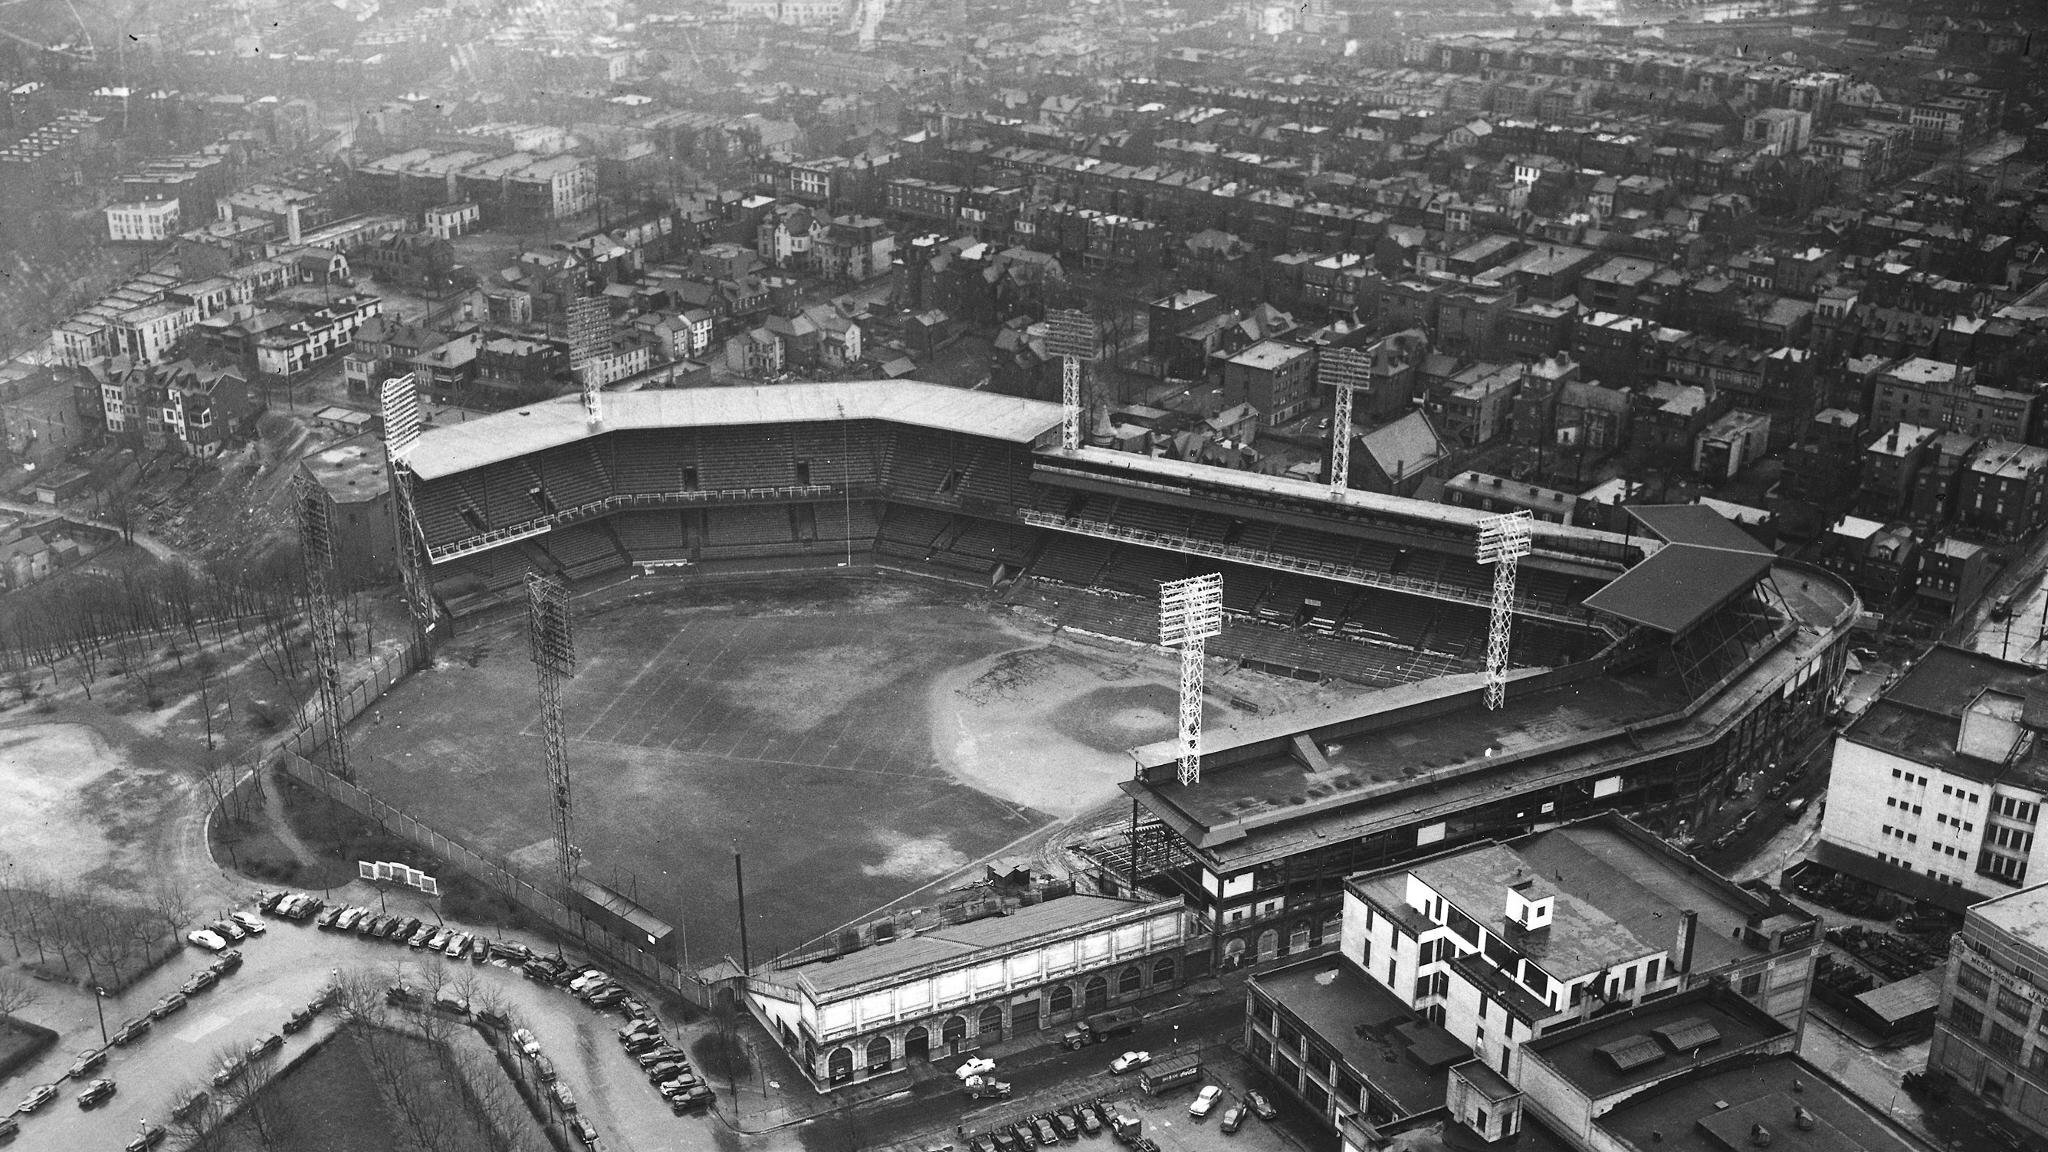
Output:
top-left (212, 1026), bottom-right (501, 1152)
top-left (348, 575), bottom-right (1212, 967)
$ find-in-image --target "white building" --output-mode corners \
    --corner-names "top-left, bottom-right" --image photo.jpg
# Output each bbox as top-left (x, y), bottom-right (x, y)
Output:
top-left (748, 894), bottom-right (1187, 1090)
top-left (1816, 643), bottom-right (2048, 910)
top-left (105, 199), bottom-right (183, 243)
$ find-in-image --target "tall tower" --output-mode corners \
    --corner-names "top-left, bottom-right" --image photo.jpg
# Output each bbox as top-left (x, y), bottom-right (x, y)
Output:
top-left (1475, 511), bottom-right (1533, 711)
top-left (1159, 573), bottom-right (1223, 786)
top-left (527, 573), bottom-right (579, 889)
top-left (1317, 346), bottom-right (1373, 496)
top-left (1045, 308), bottom-right (1098, 451)
top-left (294, 474), bottom-right (352, 782)
top-left (379, 373), bottom-right (434, 650)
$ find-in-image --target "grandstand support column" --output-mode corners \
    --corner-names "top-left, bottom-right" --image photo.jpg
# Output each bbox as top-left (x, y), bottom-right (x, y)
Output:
top-left (1476, 511), bottom-right (1534, 711)
top-left (1317, 347), bottom-right (1372, 497)
top-left (1159, 573), bottom-right (1224, 787)
top-left (294, 474), bottom-right (352, 783)
top-left (527, 573), bottom-right (580, 891)
top-left (379, 374), bottom-right (434, 651)
top-left (1045, 309), bottom-right (1099, 453)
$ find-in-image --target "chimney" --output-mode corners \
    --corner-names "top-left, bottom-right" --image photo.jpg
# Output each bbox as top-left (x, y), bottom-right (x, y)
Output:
top-left (1675, 909), bottom-right (1698, 975)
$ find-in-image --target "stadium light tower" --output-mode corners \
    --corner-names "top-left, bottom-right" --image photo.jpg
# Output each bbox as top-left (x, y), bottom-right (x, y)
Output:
top-left (1317, 347), bottom-right (1372, 496)
top-left (1159, 573), bottom-right (1224, 786)
top-left (294, 473), bottom-right (351, 782)
top-left (379, 373), bottom-right (434, 650)
top-left (1475, 511), bottom-right (1534, 711)
top-left (527, 573), bottom-right (580, 890)
top-left (1044, 308), bottom-right (1098, 452)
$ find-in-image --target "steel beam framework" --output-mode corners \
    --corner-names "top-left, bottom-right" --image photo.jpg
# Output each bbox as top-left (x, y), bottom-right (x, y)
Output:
top-left (1160, 573), bottom-right (1223, 786)
top-left (295, 475), bottom-right (352, 781)
top-left (1476, 511), bottom-right (1533, 710)
top-left (527, 573), bottom-right (579, 889)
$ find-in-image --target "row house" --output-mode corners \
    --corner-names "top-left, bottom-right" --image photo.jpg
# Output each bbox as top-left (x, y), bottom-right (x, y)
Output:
top-left (74, 357), bottom-right (253, 455)
top-left (1872, 356), bottom-right (2036, 446)
top-left (1859, 422), bottom-right (1939, 520)
top-left (1958, 441), bottom-right (2048, 539)
top-left (253, 294), bottom-right (383, 380)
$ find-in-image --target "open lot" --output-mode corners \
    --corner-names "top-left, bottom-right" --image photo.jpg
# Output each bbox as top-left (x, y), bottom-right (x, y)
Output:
top-left (349, 576), bottom-right (1256, 967)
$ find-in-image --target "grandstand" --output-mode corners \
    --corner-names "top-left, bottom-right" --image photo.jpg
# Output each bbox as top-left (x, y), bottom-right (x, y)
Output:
top-left (400, 381), bottom-right (1638, 689)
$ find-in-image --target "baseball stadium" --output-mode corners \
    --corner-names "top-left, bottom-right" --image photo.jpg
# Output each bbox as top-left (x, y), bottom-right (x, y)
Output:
top-left (355, 379), bottom-right (1856, 1011)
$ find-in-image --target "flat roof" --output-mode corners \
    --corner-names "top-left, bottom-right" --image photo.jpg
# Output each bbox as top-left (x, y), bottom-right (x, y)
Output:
top-left (1581, 544), bottom-right (1774, 635)
top-left (1413, 843), bottom-right (1652, 982)
top-left (404, 382), bottom-right (1066, 480)
top-left (1524, 989), bottom-right (1785, 1103)
top-left (302, 438), bottom-right (389, 501)
top-left (780, 894), bottom-right (1169, 999)
top-left (1968, 879), bottom-right (2048, 953)
top-left (1598, 1053), bottom-right (1928, 1152)
top-left (1626, 504), bottom-right (1770, 555)
top-left (1251, 958), bottom-right (1448, 1118)
top-left (1844, 644), bottom-right (2048, 793)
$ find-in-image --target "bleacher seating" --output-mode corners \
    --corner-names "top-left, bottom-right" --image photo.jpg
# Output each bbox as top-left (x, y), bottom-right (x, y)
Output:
top-left (707, 506), bottom-right (797, 547)
top-left (697, 427), bottom-right (797, 489)
top-left (529, 444), bottom-right (610, 512)
top-left (607, 432), bottom-right (689, 496)
top-left (543, 523), bottom-right (628, 581)
top-left (611, 510), bottom-right (692, 561)
top-left (1098, 544), bottom-right (1188, 595)
top-left (875, 505), bottom-right (954, 558)
top-left (1111, 499), bottom-right (1194, 539)
top-left (812, 500), bottom-right (880, 544)
top-left (1273, 527), bottom-right (1360, 569)
top-left (1030, 535), bottom-right (1115, 586)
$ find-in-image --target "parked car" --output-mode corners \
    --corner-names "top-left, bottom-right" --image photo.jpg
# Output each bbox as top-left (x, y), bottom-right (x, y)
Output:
top-left (257, 891), bottom-right (288, 913)
top-left (249, 1033), bottom-right (283, 1059)
top-left (393, 917), bottom-right (422, 940)
top-left (283, 1007), bottom-right (316, 1035)
top-left (186, 929), bottom-right (227, 952)
top-left (65, 1048), bottom-right (106, 1079)
top-left (550, 1083), bottom-right (577, 1113)
top-left (571, 1117), bottom-right (600, 1147)
top-left (619, 1021), bottom-right (661, 1044)
top-left (230, 912), bottom-right (266, 935)
top-left (646, 1061), bottom-right (687, 1084)
top-left (533, 1056), bottom-right (558, 1083)
top-left (1110, 1051), bottom-right (1150, 1075)
top-left (1011, 1121), bottom-right (1037, 1148)
top-left (1221, 1105), bottom-right (1246, 1134)
top-left (212, 949), bottom-right (244, 974)
top-left (170, 1088), bottom-right (209, 1121)
top-left (211, 1057), bottom-right (245, 1088)
top-left (315, 907), bottom-right (343, 929)
top-left (490, 941), bottom-right (532, 962)
top-left (75, 1079), bottom-right (116, 1109)
top-left (513, 1029), bottom-right (542, 1058)
top-left (1245, 1090), bottom-right (1275, 1120)
top-left (1077, 1103), bottom-right (1102, 1134)
top-left (125, 1123), bottom-right (167, 1151)
top-left (443, 932), bottom-right (471, 958)
top-left (110, 1017), bottom-right (151, 1046)
top-left (1054, 1110), bottom-right (1080, 1140)
top-left (669, 1085), bottom-right (714, 1113)
top-left (207, 920), bottom-right (245, 942)
top-left (424, 927), bottom-right (453, 951)
top-left (148, 992), bottom-right (188, 1021)
top-left (14, 1085), bottom-right (56, 1115)
top-left (178, 971), bottom-right (217, 996)
top-left (1190, 1085), bottom-right (1222, 1118)
top-left (1033, 1116), bottom-right (1059, 1145)
top-left (408, 924), bottom-right (437, 948)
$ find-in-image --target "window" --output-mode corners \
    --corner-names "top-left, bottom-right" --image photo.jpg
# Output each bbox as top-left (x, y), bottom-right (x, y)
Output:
top-left (1989, 1024), bottom-right (2023, 1058)
top-left (1949, 1001), bottom-right (1985, 1035)
top-left (1646, 958), bottom-right (1660, 984)
top-left (1959, 965), bottom-right (1992, 998)
top-left (1740, 972), bottom-right (1764, 996)
top-left (1997, 989), bottom-right (2032, 1023)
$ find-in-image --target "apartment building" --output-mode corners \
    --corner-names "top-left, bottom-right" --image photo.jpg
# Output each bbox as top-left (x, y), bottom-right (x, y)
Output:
top-left (105, 199), bottom-right (183, 243)
top-left (1929, 882), bottom-right (2048, 1141)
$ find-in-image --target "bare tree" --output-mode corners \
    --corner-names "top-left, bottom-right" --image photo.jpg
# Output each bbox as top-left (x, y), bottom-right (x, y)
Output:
top-left (0, 970), bottom-right (39, 1018)
top-left (164, 1080), bottom-right (226, 1152)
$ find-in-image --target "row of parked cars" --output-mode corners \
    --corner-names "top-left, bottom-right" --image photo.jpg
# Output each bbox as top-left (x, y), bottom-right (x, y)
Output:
top-left (967, 1099), bottom-right (1108, 1152)
top-left (616, 1017), bottom-right (714, 1115)
top-left (4, 920), bottom-right (263, 1150)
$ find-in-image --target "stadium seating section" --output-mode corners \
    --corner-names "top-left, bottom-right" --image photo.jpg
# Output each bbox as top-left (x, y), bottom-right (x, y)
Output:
top-left (416, 418), bottom-right (1611, 685)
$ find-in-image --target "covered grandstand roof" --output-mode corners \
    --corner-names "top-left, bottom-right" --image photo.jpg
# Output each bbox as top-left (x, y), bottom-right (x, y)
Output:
top-left (1581, 506), bottom-right (1776, 636)
top-left (403, 382), bottom-right (1066, 480)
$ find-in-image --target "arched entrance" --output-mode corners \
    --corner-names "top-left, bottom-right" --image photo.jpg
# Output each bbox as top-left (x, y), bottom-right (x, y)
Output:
top-left (827, 1046), bottom-right (853, 1082)
top-left (865, 1035), bottom-right (892, 1074)
top-left (941, 1015), bottom-right (968, 1051)
top-left (904, 1024), bottom-right (931, 1064)
top-left (1117, 966), bottom-right (1143, 996)
top-left (977, 1003), bottom-right (1004, 1040)
top-left (1257, 929), bottom-right (1279, 963)
top-left (1223, 938), bottom-right (1247, 969)
top-left (1152, 956), bottom-right (1177, 986)
top-left (1082, 974), bottom-right (1109, 1010)
top-left (1050, 984), bottom-right (1075, 1014)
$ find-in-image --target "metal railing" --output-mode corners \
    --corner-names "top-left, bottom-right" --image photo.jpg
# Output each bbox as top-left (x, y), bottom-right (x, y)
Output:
top-left (424, 483), bottom-right (875, 564)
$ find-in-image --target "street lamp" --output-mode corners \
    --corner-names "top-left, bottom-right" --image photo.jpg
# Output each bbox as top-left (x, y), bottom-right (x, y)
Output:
top-left (92, 986), bottom-right (108, 1045)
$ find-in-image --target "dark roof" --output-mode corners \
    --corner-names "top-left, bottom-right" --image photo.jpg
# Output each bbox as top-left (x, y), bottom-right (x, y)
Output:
top-left (1581, 543), bottom-right (1773, 635)
top-left (1523, 988), bottom-right (1785, 1103)
top-left (1627, 504), bottom-right (1771, 555)
top-left (1597, 1053), bottom-right (1929, 1152)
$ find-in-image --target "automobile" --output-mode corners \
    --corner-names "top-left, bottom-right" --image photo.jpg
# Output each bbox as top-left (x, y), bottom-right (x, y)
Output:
top-left (393, 917), bottom-right (422, 940)
top-left (315, 906), bottom-right (343, 929)
top-left (210, 1057), bottom-right (245, 1088)
top-left (178, 972), bottom-right (216, 997)
top-left (624, 1033), bottom-right (670, 1054)
top-left (1246, 1091), bottom-right (1276, 1120)
top-left (471, 936), bottom-right (493, 963)
top-left (969, 1137), bottom-right (996, 1152)
top-left (249, 1033), bottom-right (283, 1059)
top-left (230, 911), bottom-right (267, 935)
top-left (65, 1048), bottom-right (107, 1079)
top-left (584, 987), bottom-right (627, 1009)
top-left (1011, 1121), bottom-right (1037, 1148)
top-left (408, 924), bottom-right (437, 948)
top-left (476, 1007), bottom-right (509, 1030)
top-left (257, 891), bottom-right (287, 913)
top-left (636, 1047), bottom-right (685, 1071)
top-left (669, 1086), bottom-right (714, 1113)
top-left (490, 941), bottom-right (532, 962)
top-left (125, 1123), bottom-right (168, 1151)
top-left (1109, 1051), bottom-right (1150, 1075)
top-left (170, 1089), bottom-right (209, 1121)
top-left (1032, 1116), bottom-right (1059, 1145)
top-left (566, 970), bottom-right (608, 993)
top-left (0, 1117), bottom-right (17, 1141)
top-left (990, 1129), bottom-right (1020, 1152)
top-left (550, 1082), bottom-right (577, 1113)
top-left (522, 959), bottom-right (561, 981)
top-left (1054, 1110), bottom-right (1080, 1140)
top-left (955, 1057), bottom-right (997, 1081)
top-left (14, 1084), bottom-right (56, 1115)
top-left (620, 996), bottom-right (653, 1021)
top-left (290, 895), bottom-right (324, 920)
top-left (335, 908), bottom-right (366, 932)
top-left (110, 1017), bottom-right (151, 1046)
top-left (385, 983), bottom-right (419, 1006)
top-left (533, 1056), bottom-right (558, 1083)
top-left (186, 929), bottom-right (227, 952)
top-left (1077, 1103), bottom-right (1102, 1135)
top-left (424, 927), bottom-right (453, 951)
top-left (1134, 1139), bottom-right (1161, 1152)
top-left (75, 1079), bottom-right (116, 1110)
top-left (1190, 1085), bottom-right (1222, 1118)
top-left (353, 914), bottom-right (384, 937)
top-left (207, 920), bottom-right (245, 942)
top-left (148, 992), bottom-right (188, 1021)
top-left (657, 1068), bottom-right (699, 1091)
top-left (212, 949), bottom-right (244, 974)
top-left (646, 1061), bottom-right (688, 1084)
top-left (571, 1117), bottom-right (601, 1147)
top-left (619, 1021), bottom-right (661, 1043)
top-left (1220, 1105), bottom-right (1246, 1134)
top-left (513, 1029), bottom-right (542, 1058)
top-left (444, 932), bottom-right (472, 958)
top-left (283, 1007), bottom-right (316, 1035)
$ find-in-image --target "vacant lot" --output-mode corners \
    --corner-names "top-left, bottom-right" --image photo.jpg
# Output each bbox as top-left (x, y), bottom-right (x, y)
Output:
top-left (349, 576), bottom-right (1233, 966)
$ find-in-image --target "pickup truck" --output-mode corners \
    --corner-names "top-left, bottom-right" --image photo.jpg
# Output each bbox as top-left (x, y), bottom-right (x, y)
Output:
top-left (1060, 1007), bottom-right (1143, 1049)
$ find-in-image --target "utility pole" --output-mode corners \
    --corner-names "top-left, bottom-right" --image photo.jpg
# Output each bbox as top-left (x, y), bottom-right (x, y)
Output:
top-left (733, 838), bottom-right (751, 975)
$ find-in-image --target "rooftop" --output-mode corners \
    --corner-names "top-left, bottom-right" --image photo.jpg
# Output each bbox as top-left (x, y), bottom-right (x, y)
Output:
top-left (1598, 1053), bottom-right (1927, 1152)
top-left (1228, 340), bottom-right (1309, 371)
top-left (1523, 987), bottom-right (1786, 1103)
top-left (302, 438), bottom-right (390, 501)
top-left (1251, 958), bottom-right (1449, 1118)
top-left (1968, 879), bottom-right (2048, 954)
top-left (1843, 644), bottom-right (2048, 792)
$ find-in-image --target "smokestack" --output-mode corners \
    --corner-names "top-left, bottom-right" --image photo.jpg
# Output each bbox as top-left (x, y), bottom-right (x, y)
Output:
top-left (1675, 909), bottom-right (1698, 976)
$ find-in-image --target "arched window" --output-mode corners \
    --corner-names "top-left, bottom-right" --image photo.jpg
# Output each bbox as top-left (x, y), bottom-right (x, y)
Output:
top-left (904, 1025), bottom-right (930, 1063)
top-left (1117, 966), bottom-right (1143, 996)
top-left (866, 1035), bottom-right (892, 1071)
top-left (827, 1046), bottom-right (853, 1081)
top-left (1256, 929), bottom-right (1279, 962)
top-left (977, 1003), bottom-right (1004, 1037)
top-left (941, 1015), bottom-right (968, 1046)
top-left (1152, 956), bottom-right (1177, 986)
top-left (1049, 984), bottom-right (1075, 1014)
top-left (1082, 974), bottom-right (1110, 1010)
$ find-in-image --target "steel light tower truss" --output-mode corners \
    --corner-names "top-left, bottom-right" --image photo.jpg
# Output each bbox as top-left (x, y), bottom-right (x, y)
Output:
top-left (1159, 573), bottom-right (1224, 786)
top-left (1476, 511), bottom-right (1534, 711)
top-left (527, 573), bottom-right (580, 889)
top-left (380, 374), bottom-right (434, 649)
top-left (1317, 347), bottom-right (1372, 496)
top-left (1045, 309), bottom-right (1098, 452)
top-left (294, 474), bottom-right (352, 782)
